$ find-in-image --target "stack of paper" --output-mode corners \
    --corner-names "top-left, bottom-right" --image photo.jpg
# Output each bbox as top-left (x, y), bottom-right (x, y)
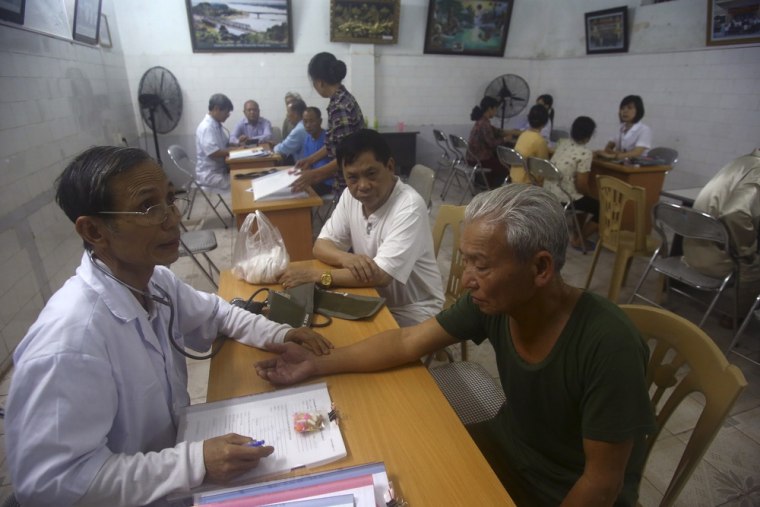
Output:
top-left (250, 169), bottom-right (309, 201)
top-left (193, 462), bottom-right (391, 507)
top-left (176, 383), bottom-right (346, 490)
top-left (229, 148), bottom-right (272, 161)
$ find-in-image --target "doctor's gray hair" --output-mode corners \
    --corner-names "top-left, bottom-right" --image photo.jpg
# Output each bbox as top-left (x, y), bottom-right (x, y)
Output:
top-left (464, 185), bottom-right (568, 271)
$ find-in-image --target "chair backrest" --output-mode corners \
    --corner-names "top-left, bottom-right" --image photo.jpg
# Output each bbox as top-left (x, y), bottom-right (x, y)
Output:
top-left (433, 129), bottom-right (454, 158)
top-left (550, 129), bottom-right (570, 142)
top-left (496, 145), bottom-right (526, 171)
top-left (526, 157), bottom-right (562, 184)
top-left (620, 304), bottom-right (747, 506)
top-left (647, 147), bottom-right (679, 166)
top-left (407, 164), bottom-right (435, 208)
top-left (432, 205), bottom-right (467, 308)
top-left (652, 202), bottom-right (732, 256)
top-left (165, 145), bottom-right (196, 191)
top-left (596, 175), bottom-right (648, 251)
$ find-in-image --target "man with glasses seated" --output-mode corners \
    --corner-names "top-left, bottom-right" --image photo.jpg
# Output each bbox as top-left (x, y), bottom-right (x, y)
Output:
top-left (5, 146), bottom-right (332, 507)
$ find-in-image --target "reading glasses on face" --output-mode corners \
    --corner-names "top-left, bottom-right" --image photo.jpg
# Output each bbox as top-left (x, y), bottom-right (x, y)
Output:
top-left (98, 197), bottom-right (189, 226)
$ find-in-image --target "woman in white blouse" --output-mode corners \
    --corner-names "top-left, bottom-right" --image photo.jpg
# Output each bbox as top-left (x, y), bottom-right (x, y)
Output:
top-left (598, 95), bottom-right (652, 160)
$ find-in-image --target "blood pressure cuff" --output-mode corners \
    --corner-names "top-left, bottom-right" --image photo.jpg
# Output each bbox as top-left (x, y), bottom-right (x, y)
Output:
top-left (268, 283), bottom-right (386, 328)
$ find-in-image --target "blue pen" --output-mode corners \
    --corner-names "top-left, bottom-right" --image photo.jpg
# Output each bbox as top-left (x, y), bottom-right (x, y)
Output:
top-left (245, 439), bottom-right (266, 447)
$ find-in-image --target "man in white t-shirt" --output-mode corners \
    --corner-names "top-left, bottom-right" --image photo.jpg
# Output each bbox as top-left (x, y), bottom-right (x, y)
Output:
top-left (279, 129), bottom-right (444, 327)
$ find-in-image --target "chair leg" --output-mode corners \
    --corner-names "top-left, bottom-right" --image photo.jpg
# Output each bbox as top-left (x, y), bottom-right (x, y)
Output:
top-left (584, 243), bottom-right (603, 289)
top-left (195, 185), bottom-right (229, 229)
top-left (186, 188), bottom-right (198, 220)
top-left (440, 165), bottom-right (458, 200)
top-left (568, 204), bottom-right (586, 255)
top-left (727, 293), bottom-right (760, 353)
top-left (627, 260), bottom-right (654, 304)
top-left (697, 276), bottom-right (733, 329)
top-left (608, 249), bottom-right (632, 303)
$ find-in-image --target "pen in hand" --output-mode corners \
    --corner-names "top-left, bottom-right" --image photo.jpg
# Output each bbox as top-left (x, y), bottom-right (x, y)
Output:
top-left (245, 439), bottom-right (266, 448)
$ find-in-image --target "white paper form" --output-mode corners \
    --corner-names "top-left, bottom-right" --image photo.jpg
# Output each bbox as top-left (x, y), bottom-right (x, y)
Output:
top-left (229, 147), bottom-right (272, 160)
top-left (250, 169), bottom-right (309, 201)
top-left (177, 383), bottom-right (346, 483)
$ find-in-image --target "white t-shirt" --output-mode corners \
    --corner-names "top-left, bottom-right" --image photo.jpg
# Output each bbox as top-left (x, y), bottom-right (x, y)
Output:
top-left (318, 180), bottom-right (444, 327)
top-left (610, 122), bottom-right (652, 155)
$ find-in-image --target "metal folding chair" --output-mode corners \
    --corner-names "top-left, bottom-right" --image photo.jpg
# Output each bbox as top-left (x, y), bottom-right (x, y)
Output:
top-left (178, 225), bottom-right (221, 289)
top-left (432, 129), bottom-right (457, 181)
top-left (647, 147), bottom-right (679, 166)
top-left (441, 135), bottom-right (490, 204)
top-left (497, 145), bottom-right (528, 185)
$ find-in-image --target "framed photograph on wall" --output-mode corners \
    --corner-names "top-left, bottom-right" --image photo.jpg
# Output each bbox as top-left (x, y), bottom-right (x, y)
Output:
top-left (72, 0), bottom-right (102, 44)
top-left (584, 6), bottom-right (629, 55)
top-left (706, 0), bottom-right (760, 46)
top-left (330, 0), bottom-right (399, 44)
top-left (185, 0), bottom-right (293, 52)
top-left (0, 0), bottom-right (26, 24)
top-left (423, 0), bottom-right (514, 57)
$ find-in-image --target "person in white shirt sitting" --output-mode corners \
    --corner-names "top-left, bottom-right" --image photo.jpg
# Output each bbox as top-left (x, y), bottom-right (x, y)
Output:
top-left (597, 95), bottom-right (652, 161)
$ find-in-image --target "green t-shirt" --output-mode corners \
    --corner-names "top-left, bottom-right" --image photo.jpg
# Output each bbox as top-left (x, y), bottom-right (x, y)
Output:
top-left (436, 291), bottom-right (656, 506)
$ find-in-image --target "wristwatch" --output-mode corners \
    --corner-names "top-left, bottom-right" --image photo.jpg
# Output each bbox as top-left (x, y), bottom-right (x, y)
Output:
top-left (319, 270), bottom-right (333, 289)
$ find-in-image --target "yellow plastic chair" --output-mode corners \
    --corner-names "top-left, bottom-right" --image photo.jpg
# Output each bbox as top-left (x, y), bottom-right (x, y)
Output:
top-left (585, 175), bottom-right (659, 302)
top-left (431, 204), bottom-right (468, 360)
top-left (620, 305), bottom-right (747, 507)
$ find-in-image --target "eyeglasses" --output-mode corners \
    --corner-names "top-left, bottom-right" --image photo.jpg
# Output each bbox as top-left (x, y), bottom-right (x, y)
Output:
top-left (98, 197), bottom-right (189, 226)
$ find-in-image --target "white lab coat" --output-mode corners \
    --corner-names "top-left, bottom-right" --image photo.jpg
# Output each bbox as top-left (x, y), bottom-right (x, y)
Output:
top-left (6, 252), bottom-right (291, 506)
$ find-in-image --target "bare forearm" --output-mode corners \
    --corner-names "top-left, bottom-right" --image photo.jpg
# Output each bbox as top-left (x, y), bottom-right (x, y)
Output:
top-left (313, 239), bottom-right (352, 266)
top-left (561, 474), bottom-right (620, 507)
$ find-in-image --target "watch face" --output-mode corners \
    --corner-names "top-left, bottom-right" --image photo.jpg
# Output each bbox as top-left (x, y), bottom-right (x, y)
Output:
top-left (321, 272), bottom-right (332, 287)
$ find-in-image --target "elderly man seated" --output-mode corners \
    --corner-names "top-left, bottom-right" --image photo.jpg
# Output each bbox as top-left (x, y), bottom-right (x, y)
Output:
top-left (195, 93), bottom-right (236, 191)
top-left (230, 99), bottom-right (273, 145)
top-left (5, 146), bottom-right (331, 506)
top-left (261, 184), bottom-right (656, 506)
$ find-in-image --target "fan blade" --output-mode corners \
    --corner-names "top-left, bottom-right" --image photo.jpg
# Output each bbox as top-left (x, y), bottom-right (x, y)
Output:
top-left (500, 77), bottom-right (512, 99)
top-left (159, 102), bottom-right (174, 122)
top-left (138, 93), bottom-right (161, 109)
top-left (511, 96), bottom-right (526, 102)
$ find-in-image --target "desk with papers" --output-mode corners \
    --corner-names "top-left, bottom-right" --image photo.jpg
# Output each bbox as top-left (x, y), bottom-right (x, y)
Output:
top-left (230, 167), bottom-right (323, 261)
top-left (227, 146), bottom-right (282, 170)
top-left (209, 267), bottom-right (515, 505)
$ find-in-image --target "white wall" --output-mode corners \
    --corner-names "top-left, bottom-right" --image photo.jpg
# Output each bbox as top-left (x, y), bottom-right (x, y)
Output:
top-left (0, 1), bottom-right (138, 372)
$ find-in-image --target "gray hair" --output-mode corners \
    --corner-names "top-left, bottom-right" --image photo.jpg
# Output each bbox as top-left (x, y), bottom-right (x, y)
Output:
top-left (208, 93), bottom-right (233, 112)
top-left (464, 184), bottom-right (568, 271)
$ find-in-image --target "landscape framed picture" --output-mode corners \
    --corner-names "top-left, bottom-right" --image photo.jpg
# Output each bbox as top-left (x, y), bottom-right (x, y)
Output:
top-left (584, 6), bottom-right (629, 55)
top-left (185, 0), bottom-right (293, 52)
top-left (72, 0), bottom-right (102, 45)
top-left (330, 0), bottom-right (399, 44)
top-left (423, 0), bottom-right (514, 57)
top-left (706, 0), bottom-right (760, 46)
top-left (0, 0), bottom-right (26, 25)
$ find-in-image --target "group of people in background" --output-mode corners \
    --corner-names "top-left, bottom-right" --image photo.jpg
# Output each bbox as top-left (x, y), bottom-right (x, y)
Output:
top-left (468, 92), bottom-right (653, 249)
top-left (194, 52), bottom-right (365, 197)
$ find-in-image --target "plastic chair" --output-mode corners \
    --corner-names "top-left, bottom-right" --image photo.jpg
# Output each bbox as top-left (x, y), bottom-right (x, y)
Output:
top-left (432, 129), bottom-right (457, 180)
top-left (526, 157), bottom-right (587, 254)
top-left (628, 202), bottom-right (739, 331)
top-left (441, 135), bottom-right (490, 204)
top-left (584, 175), bottom-right (659, 302)
top-left (179, 225), bottom-right (221, 289)
top-left (620, 304), bottom-right (747, 507)
top-left (496, 145), bottom-right (529, 184)
top-left (167, 145), bottom-right (233, 228)
top-left (407, 164), bottom-right (435, 210)
top-left (647, 147), bottom-right (679, 166)
top-left (728, 292), bottom-right (760, 366)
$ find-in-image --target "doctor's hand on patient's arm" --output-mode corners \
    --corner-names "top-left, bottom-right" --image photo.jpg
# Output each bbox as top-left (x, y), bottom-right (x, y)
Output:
top-left (256, 342), bottom-right (320, 385)
top-left (203, 434), bottom-right (275, 484)
top-left (284, 327), bottom-right (333, 355)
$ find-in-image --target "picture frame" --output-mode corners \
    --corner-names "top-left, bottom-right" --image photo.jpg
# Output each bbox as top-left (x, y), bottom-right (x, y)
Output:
top-left (0, 0), bottom-right (26, 24)
top-left (185, 0), bottom-right (293, 53)
top-left (584, 6), bottom-right (629, 55)
top-left (423, 0), bottom-right (514, 57)
top-left (706, 0), bottom-right (760, 46)
top-left (99, 13), bottom-right (112, 48)
top-left (330, 0), bottom-right (399, 44)
top-left (72, 0), bottom-right (102, 45)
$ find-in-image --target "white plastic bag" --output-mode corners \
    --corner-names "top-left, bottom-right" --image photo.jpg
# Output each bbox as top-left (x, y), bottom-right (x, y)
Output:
top-left (231, 210), bottom-right (290, 284)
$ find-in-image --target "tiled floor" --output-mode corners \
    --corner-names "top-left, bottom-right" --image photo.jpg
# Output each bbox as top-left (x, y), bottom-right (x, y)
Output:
top-left (1, 177), bottom-right (759, 506)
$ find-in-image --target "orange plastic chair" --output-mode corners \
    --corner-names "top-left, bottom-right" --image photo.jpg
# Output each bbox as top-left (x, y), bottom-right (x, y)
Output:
top-left (620, 305), bottom-right (747, 507)
top-left (585, 175), bottom-right (659, 302)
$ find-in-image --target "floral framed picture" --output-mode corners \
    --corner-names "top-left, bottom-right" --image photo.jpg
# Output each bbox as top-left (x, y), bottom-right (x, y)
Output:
top-left (584, 6), bottom-right (629, 55)
top-left (706, 0), bottom-right (760, 46)
top-left (330, 0), bottom-right (400, 44)
top-left (185, 0), bottom-right (293, 52)
top-left (423, 0), bottom-right (514, 57)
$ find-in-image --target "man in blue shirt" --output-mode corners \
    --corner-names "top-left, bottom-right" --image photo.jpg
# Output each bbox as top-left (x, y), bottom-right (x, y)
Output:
top-left (230, 100), bottom-right (273, 145)
top-left (300, 106), bottom-right (333, 195)
top-left (272, 99), bottom-right (307, 165)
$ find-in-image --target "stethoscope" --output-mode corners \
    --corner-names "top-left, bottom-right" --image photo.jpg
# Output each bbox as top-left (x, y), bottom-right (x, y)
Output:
top-left (88, 250), bottom-right (225, 360)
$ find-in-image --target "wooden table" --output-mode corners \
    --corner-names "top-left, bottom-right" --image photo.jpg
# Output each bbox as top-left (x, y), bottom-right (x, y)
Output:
top-left (211, 267), bottom-right (514, 506)
top-left (588, 157), bottom-right (671, 232)
top-left (230, 168), bottom-right (323, 261)
top-left (227, 147), bottom-right (282, 171)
